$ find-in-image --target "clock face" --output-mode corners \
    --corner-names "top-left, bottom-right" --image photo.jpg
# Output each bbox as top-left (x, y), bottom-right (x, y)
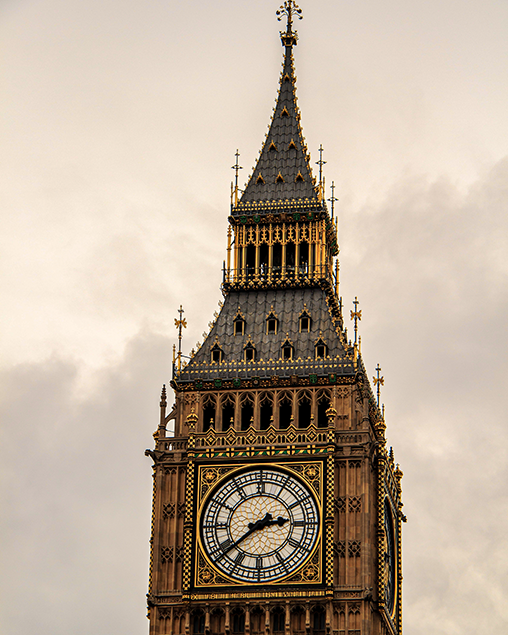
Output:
top-left (384, 499), bottom-right (396, 614)
top-left (199, 467), bottom-right (320, 583)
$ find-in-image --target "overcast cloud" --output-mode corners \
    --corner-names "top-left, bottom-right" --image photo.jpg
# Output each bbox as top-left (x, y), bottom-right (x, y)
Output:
top-left (1, 1), bottom-right (507, 634)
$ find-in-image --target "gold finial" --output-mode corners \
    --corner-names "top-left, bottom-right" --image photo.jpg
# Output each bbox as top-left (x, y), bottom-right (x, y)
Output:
top-left (373, 363), bottom-right (384, 407)
top-left (231, 149), bottom-right (243, 206)
top-left (276, 1), bottom-right (302, 47)
top-left (316, 144), bottom-right (326, 193)
top-left (328, 180), bottom-right (338, 220)
top-left (350, 297), bottom-right (362, 345)
top-left (174, 305), bottom-right (187, 372)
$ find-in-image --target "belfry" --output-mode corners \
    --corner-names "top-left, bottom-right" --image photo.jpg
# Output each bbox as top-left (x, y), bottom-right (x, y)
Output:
top-left (145, 3), bottom-right (404, 635)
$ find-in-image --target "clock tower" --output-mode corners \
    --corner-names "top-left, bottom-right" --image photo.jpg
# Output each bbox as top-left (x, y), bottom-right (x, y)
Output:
top-left (145, 3), bottom-right (404, 635)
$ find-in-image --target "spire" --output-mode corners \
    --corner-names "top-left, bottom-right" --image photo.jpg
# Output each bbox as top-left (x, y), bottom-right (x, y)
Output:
top-left (234, 2), bottom-right (320, 214)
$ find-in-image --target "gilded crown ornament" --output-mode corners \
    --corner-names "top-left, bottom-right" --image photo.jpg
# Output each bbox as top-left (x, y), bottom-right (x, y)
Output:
top-left (277, 0), bottom-right (302, 47)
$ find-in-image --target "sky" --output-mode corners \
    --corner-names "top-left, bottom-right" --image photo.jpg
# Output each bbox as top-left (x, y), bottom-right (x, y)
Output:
top-left (1, 0), bottom-right (507, 633)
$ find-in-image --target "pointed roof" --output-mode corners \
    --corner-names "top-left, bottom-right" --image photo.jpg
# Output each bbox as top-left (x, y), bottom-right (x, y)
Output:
top-left (233, 12), bottom-right (321, 215)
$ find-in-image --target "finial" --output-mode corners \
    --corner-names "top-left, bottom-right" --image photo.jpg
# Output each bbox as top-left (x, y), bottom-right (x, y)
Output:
top-left (328, 180), bottom-right (338, 220)
top-left (373, 363), bottom-right (384, 407)
top-left (316, 144), bottom-right (326, 194)
top-left (277, 1), bottom-right (302, 47)
top-left (160, 384), bottom-right (167, 408)
top-left (350, 297), bottom-right (362, 345)
top-left (231, 149), bottom-right (243, 206)
top-left (174, 305), bottom-right (187, 372)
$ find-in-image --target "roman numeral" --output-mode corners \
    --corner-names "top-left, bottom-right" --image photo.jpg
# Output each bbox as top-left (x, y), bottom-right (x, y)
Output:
top-left (288, 538), bottom-right (300, 548)
top-left (219, 538), bottom-right (232, 551)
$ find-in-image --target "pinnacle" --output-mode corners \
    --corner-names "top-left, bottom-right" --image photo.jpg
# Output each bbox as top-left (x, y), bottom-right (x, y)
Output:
top-left (235, 43), bottom-right (319, 211)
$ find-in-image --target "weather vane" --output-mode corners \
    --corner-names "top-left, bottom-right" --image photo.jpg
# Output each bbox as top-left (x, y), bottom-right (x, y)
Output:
top-left (231, 149), bottom-right (243, 206)
top-left (350, 296), bottom-right (362, 345)
top-left (277, 1), bottom-right (303, 45)
top-left (174, 305), bottom-right (187, 372)
top-left (373, 363), bottom-right (385, 407)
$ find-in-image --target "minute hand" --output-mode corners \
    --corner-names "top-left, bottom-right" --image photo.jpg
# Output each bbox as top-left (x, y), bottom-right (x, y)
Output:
top-left (224, 513), bottom-right (288, 554)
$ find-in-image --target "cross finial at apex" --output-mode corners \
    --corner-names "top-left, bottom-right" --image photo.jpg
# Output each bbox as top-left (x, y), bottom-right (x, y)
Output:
top-left (277, 1), bottom-right (303, 47)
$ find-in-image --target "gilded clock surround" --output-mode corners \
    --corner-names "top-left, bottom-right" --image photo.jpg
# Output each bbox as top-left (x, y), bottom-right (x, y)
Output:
top-left (145, 4), bottom-right (404, 635)
top-left (194, 462), bottom-right (324, 588)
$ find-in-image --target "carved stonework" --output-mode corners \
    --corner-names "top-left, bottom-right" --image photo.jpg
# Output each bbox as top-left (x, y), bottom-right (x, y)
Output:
top-left (163, 503), bottom-right (175, 519)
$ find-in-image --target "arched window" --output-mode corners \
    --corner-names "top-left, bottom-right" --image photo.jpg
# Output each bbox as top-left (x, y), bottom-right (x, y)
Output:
top-left (281, 334), bottom-right (294, 360)
top-left (192, 610), bottom-right (205, 634)
top-left (231, 609), bottom-right (245, 634)
top-left (299, 241), bottom-right (309, 275)
top-left (259, 393), bottom-right (273, 430)
top-left (299, 304), bottom-right (312, 332)
top-left (286, 242), bottom-right (295, 276)
top-left (233, 308), bottom-right (246, 336)
top-left (244, 339), bottom-right (256, 362)
top-left (279, 393), bottom-right (292, 429)
top-left (210, 608), bottom-right (224, 635)
top-left (246, 244), bottom-right (256, 277)
top-left (266, 307), bottom-right (279, 334)
top-left (272, 607), bottom-right (285, 634)
top-left (317, 390), bottom-right (331, 428)
top-left (259, 243), bottom-right (269, 279)
top-left (290, 606), bottom-right (305, 633)
top-left (203, 396), bottom-right (216, 432)
top-left (312, 606), bottom-right (326, 633)
top-left (221, 397), bottom-right (235, 431)
top-left (315, 333), bottom-right (328, 359)
top-left (298, 391), bottom-right (311, 429)
top-left (211, 342), bottom-right (224, 363)
top-left (241, 395), bottom-right (254, 431)
top-left (250, 606), bottom-right (264, 635)
top-left (273, 243), bottom-right (282, 278)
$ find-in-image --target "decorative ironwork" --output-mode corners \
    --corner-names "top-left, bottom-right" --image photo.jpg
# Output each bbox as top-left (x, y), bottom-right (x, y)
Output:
top-left (373, 363), bottom-right (384, 407)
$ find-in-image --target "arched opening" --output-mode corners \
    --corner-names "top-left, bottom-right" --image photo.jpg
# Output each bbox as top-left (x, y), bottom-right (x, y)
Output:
top-left (249, 606), bottom-right (264, 635)
top-left (234, 316), bottom-right (245, 336)
top-left (299, 241), bottom-right (309, 274)
top-left (286, 242), bottom-right (295, 276)
top-left (210, 608), bottom-right (224, 635)
top-left (241, 396), bottom-right (254, 431)
top-left (317, 392), bottom-right (331, 428)
top-left (259, 394), bottom-right (273, 430)
top-left (298, 393), bottom-right (311, 428)
top-left (244, 345), bottom-right (256, 362)
top-left (231, 609), bottom-right (245, 634)
top-left (267, 317), bottom-right (278, 334)
top-left (246, 244), bottom-right (256, 278)
top-left (203, 398), bottom-right (216, 432)
top-left (192, 610), bottom-right (205, 634)
top-left (311, 606), bottom-right (326, 634)
top-left (273, 243), bottom-right (282, 278)
top-left (290, 606), bottom-right (305, 633)
top-left (221, 397), bottom-right (235, 431)
top-left (211, 345), bottom-right (223, 363)
top-left (259, 243), bottom-right (269, 279)
top-left (272, 607), bottom-right (285, 634)
top-left (279, 394), bottom-right (292, 429)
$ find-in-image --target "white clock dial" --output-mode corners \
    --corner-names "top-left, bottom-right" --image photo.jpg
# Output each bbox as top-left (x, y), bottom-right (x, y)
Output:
top-left (200, 467), bottom-right (320, 583)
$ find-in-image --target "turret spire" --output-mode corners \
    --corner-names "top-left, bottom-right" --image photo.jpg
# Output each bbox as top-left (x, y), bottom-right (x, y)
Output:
top-left (233, 1), bottom-right (320, 215)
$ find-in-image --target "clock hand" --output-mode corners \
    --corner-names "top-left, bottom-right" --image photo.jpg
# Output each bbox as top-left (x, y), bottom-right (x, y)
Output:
top-left (223, 513), bottom-right (272, 554)
top-left (222, 513), bottom-right (289, 556)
